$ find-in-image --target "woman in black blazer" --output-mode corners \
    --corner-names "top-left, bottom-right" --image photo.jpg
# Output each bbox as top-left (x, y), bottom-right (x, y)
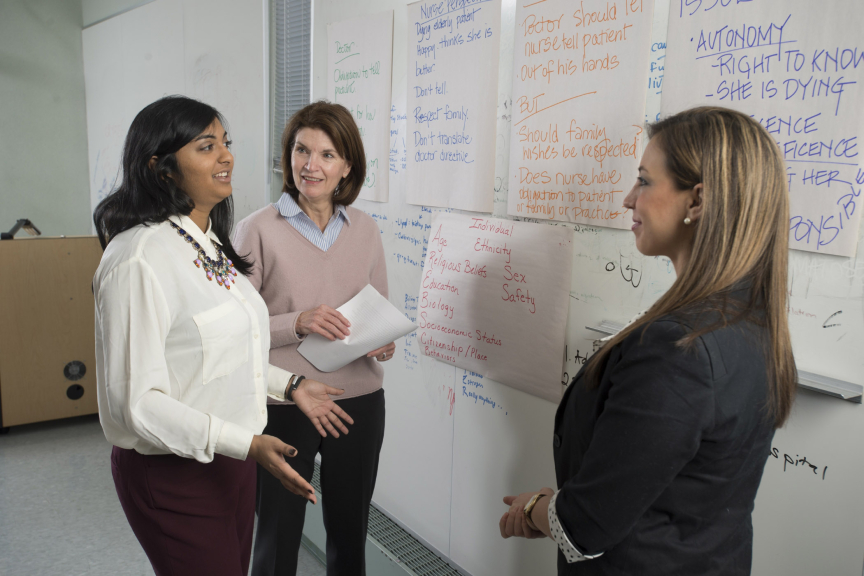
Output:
top-left (500, 107), bottom-right (797, 575)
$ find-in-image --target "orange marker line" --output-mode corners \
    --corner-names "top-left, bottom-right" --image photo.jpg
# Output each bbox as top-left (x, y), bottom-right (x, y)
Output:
top-left (515, 91), bottom-right (597, 126)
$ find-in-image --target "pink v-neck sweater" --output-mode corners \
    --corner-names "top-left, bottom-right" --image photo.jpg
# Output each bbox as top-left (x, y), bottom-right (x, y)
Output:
top-left (233, 204), bottom-right (388, 403)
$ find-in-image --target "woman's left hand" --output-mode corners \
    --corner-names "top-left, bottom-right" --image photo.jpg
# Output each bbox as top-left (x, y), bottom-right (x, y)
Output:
top-left (367, 342), bottom-right (396, 362)
top-left (499, 488), bottom-right (554, 539)
top-left (292, 379), bottom-right (355, 438)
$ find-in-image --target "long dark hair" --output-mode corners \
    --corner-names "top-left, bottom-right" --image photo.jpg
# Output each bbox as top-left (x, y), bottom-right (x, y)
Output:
top-left (93, 95), bottom-right (252, 275)
top-left (585, 107), bottom-right (796, 428)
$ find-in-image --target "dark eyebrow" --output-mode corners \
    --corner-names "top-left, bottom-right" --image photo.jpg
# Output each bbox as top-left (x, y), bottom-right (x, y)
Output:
top-left (294, 140), bottom-right (337, 154)
top-left (194, 134), bottom-right (216, 142)
top-left (638, 166), bottom-right (648, 173)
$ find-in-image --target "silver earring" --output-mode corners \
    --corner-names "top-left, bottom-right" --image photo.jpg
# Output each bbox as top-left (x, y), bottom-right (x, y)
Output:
top-left (684, 217), bottom-right (692, 225)
top-left (333, 184), bottom-right (339, 197)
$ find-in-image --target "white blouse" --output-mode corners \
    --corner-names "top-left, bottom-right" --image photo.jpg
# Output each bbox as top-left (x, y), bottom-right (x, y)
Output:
top-left (94, 214), bottom-right (294, 463)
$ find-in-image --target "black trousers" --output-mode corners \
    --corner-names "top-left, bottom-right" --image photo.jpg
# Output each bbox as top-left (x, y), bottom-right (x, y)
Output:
top-left (251, 389), bottom-right (386, 576)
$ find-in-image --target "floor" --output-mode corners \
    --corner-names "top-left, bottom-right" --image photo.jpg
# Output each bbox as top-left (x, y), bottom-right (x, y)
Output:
top-left (0, 414), bottom-right (326, 576)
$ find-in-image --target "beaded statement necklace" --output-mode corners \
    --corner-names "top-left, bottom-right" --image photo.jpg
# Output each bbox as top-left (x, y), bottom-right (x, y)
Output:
top-left (168, 220), bottom-right (238, 290)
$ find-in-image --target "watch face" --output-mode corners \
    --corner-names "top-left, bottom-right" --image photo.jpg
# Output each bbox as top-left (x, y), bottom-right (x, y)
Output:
top-left (524, 493), bottom-right (540, 514)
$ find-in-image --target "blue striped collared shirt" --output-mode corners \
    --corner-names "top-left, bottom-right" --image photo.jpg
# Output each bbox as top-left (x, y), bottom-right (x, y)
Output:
top-left (274, 192), bottom-right (350, 252)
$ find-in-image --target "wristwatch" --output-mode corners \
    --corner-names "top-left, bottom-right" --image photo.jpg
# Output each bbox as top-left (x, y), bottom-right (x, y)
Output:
top-left (523, 492), bottom-right (547, 530)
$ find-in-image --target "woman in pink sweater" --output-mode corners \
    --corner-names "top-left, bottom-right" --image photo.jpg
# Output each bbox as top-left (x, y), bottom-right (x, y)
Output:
top-left (234, 101), bottom-right (393, 576)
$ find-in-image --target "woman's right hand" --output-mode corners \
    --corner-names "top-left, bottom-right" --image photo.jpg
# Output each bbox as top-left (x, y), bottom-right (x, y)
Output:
top-left (248, 434), bottom-right (317, 503)
top-left (297, 305), bottom-right (351, 340)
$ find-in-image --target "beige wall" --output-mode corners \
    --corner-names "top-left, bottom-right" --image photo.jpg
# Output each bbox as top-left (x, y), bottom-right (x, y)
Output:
top-left (0, 1), bottom-right (91, 236)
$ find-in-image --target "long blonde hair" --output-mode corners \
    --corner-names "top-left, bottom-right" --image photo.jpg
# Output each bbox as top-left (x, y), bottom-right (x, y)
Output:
top-left (585, 106), bottom-right (796, 428)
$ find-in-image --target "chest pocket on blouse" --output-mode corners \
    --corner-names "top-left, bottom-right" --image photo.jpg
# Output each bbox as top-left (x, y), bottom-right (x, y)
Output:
top-left (193, 299), bottom-right (250, 385)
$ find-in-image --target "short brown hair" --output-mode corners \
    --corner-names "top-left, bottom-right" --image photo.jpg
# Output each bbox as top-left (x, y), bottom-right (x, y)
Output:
top-left (280, 101), bottom-right (366, 206)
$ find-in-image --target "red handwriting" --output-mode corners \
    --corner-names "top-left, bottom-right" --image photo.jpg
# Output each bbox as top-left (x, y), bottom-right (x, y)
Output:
top-left (418, 311), bottom-right (471, 336)
top-left (422, 269), bottom-right (460, 294)
top-left (474, 238), bottom-right (512, 263)
top-left (476, 331), bottom-right (502, 345)
top-left (788, 306), bottom-right (817, 319)
top-left (425, 345), bottom-right (456, 363)
top-left (464, 259), bottom-right (487, 278)
top-left (504, 265), bottom-right (528, 283)
top-left (430, 224), bottom-right (447, 249)
top-left (468, 218), bottom-right (515, 236)
top-left (420, 291), bottom-right (455, 319)
top-left (428, 250), bottom-right (461, 274)
top-left (441, 384), bottom-right (456, 416)
top-left (501, 285), bottom-right (536, 313)
top-left (417, 217), bottom-right (556, 370)
top-left (465, 345), bottom-right (488, 361)
top-left (421, 331), bottom-right (464, 357)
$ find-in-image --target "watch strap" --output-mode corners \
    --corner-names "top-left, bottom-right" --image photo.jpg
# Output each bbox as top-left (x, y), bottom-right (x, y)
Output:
top-left (523, 492), bottom-right (546, 530)
top-left (288, 375), bottom-right (306, 402)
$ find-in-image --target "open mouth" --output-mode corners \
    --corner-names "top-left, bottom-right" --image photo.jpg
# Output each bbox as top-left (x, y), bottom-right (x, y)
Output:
top-left (214, 171), bottom-right (231, 181)
top-left (301, 175), bottom-right (323, 183)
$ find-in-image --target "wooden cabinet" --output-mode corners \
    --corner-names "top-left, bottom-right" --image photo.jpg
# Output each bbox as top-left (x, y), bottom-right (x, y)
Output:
top-left (0, 237), bottom-right (102, 427)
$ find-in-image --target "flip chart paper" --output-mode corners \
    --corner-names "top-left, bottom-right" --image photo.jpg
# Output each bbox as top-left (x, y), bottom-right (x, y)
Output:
top-left (405, 0), bottom-right (502, 212)
top-left (507, 0), bottom-right (655, 228)
top-left (416, 213), bottom-right (573, 402)
top-left (298, 284), bottom-right (417, 372)
top-left (327, 11), bottom-right (394, 202)
top-left (645, 0), bottom-right (670, 124)
top-left (662, 0), bottom-right (864, 257)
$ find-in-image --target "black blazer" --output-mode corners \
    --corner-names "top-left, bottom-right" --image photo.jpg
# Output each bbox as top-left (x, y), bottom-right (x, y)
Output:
top-left (553, 314), bottom-right (775, 575)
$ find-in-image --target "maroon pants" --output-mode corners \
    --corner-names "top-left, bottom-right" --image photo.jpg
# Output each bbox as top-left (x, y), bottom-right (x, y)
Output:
top-left (111, 446), bottom-right (256, 576)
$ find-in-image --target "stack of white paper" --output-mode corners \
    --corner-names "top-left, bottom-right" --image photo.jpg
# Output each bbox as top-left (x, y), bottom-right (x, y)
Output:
top-left (297, 284), bottom-right (417, 372)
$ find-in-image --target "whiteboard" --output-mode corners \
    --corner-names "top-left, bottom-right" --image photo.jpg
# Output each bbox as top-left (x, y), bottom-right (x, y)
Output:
top-left (83, 0), bottom-right (268, 226)
top-left (327, 0), bottom-right (864, 574)
top-left (661, 0), bottom-right (864, 257)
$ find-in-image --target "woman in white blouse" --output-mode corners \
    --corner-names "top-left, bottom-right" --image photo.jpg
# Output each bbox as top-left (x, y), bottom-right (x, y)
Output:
top-left (92, 95), bottom-right (352, 576)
